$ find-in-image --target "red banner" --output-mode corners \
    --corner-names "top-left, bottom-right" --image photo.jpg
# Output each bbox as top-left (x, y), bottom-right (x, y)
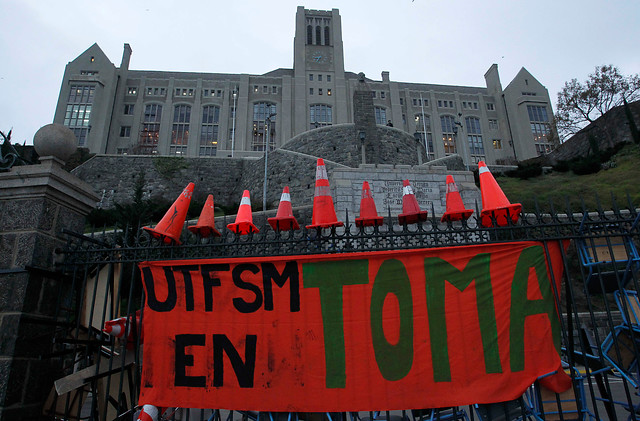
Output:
top-left (138, 241), bottom-right (567, 411)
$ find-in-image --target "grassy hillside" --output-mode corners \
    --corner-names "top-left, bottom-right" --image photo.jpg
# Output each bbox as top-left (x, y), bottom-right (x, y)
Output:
top-left (494, 143), bottom-right (640, 213)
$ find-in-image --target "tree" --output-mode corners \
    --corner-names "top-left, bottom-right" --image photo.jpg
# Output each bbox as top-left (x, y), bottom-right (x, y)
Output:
top-left (555, 65), bottom-right (640, 142)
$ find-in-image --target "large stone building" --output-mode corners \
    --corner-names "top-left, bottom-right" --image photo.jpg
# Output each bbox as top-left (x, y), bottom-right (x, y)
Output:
top-left (54, 7), bottom-right (556, 167)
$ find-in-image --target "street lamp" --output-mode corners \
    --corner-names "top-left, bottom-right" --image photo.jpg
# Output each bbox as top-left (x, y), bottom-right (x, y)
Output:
top-left (231, 87), bottom-right (238, 157)
top-left (263, 112), bottom-right (276, 212)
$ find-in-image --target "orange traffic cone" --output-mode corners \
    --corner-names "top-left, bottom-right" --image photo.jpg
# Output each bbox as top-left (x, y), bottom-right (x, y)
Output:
top-left (355, 181), bottom-right (384, 227)
top-left (188, 194), bottom-right (221, 237)
top-left (103, 310), bottom-right (144, 343)
top-left (143, 182), bottom-right (194, 245)
top-left (441, 175), bottom-right (474, 222)
top-left (478, 161), bottom-right (522, 227)
top-left (268, 187), bottom-right (300, 231)
top-left (227, 190), bottom-right (259, 234)
top-left (306, 158), bottom-right (344, 229)
top-left (398, 179), bottom-right (428, 225)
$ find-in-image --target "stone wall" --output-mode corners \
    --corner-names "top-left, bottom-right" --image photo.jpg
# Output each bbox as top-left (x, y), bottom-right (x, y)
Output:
top-left (534, 100), bottom-right (640, 165)
top-left (282, 124), bottom-right (422, 168)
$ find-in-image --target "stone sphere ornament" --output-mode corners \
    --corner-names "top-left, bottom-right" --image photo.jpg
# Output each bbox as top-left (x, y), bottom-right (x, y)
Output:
top-left (33, 123), bottom-right (78, 162)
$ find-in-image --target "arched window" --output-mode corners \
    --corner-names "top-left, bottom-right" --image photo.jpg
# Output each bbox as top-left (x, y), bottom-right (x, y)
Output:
top-left (465, 116), bottom-right (485, 163)
top-left (309, 104), bottom-right (332, 129)
top-left (414, 114), bottom-right (434, 159)
top-left (440, 115), bottom-right (457, 154)
top-left (315, 26), bottom-right (322, 45)
top-left (200, 105), bottom-right (220, 156)
top-left (252, 102), bottom-right (276, 151)
top-left (138, 104), bottom-right (162, 154)
top-left (374, 107), bottom-right (387, 125)
top-left (324, 26), bottom-right (330, 46)
top-left (307, 25), bottom-right (313, 45)
top-left (171, 104), bottom-right (191, 155)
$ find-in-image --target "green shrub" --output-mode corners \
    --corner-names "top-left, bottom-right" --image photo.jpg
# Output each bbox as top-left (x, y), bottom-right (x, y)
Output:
top-left (505, 162), bottom-right (543, 180)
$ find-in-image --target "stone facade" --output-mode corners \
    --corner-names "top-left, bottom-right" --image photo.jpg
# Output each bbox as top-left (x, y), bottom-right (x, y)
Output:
top-left (53, 7), bottom-right (556, 167)
top-left (0, 157), bottom-right (98, 420)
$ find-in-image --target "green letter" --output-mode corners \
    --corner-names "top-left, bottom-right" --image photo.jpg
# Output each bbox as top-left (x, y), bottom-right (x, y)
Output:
top-left (303, 260), bottom-right (368, 388)
top-left (425, 253), bottom-right (501, 382)
top-left (370, 259), bottom-right (414, 381)
top-left (510, 245), bottom-right (561, 372)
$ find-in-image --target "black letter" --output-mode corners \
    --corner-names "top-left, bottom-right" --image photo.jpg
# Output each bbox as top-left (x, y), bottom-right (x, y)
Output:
top-left (202, 264), bottom-right (230, 311)
top-left (142, 267), bottom-right (177, 312)
top-left (175, 334), bottom-right (206, 387)
top-left (173, 265), bottom-right (199, 311)
top-left (262, 261), bottom-right (300, 312)
top-left (212, 334), bottom-right (257, 387)
top-left (232, 264), bottom-right (263, 313)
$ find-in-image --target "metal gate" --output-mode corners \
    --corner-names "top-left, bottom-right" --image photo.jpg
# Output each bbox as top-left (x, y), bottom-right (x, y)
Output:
top-left (48, 200), bottom-right (640, 421)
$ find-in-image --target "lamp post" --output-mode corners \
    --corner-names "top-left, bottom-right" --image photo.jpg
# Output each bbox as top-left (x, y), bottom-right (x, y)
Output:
top-left (359, 130), bottom-right (366, 165)
top-left (231, 87), bottom-right (238, 157)
top-left (263, 112), bottom-right (276, 212)
top-left (419, 93), bottom-right (430, 160)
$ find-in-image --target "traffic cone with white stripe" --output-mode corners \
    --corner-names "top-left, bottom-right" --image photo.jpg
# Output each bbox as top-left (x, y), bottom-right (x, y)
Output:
top-left (136, 404), bottom-right (159, 421)
top-left (441, 175), bottom-right (474, 222)
top-left (355, 181), bottom-right (384, 227)
top-left (143, 183), bottom-right (194, 245)
top-left (188, 194), bottom-right (221, 237)
top-left (227, 190), bottom-right (259, 234)
top-left (268, 186), bottom-right (300, 231)
top-left (478, 161), bottom-right (521, 227)
top-left (306, 158), bottom-right (344, 229)
top-left (103, 310), bottom-right (144, 344)
top-left (398, 179), bottom-right (428, 225)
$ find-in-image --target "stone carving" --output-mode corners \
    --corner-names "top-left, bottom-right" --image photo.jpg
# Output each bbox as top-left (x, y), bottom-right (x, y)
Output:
top-left (0, 130), bottom-right (31, 171)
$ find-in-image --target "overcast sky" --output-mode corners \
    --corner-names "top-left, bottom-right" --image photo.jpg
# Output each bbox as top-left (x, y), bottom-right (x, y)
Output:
top-left (1, 0), bottom-right (639, 145)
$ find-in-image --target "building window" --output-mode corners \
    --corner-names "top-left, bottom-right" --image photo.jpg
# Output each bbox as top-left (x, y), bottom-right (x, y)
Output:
top-left (272, 86), bottom-right (278, 94)
top-left (493, 139), bottom-right (502, 149)
top-left (217, 89), bottom-right (222, 97)
top-left (315, 26), bottom-right (321, 45)
top-left (307, 25), bottom-right (313, 45)
top-left (438, 100), bottom-right (442, 108)
top-left (309, 88), bottom-right (314, 95)
top-left (487, 103), bottom-right (495, 111)
top-left (318, 74), bottom-right (322, 82)
top-left (116, 148), bottom-right (129, 155)
top-left (488, 119), bottom-right (499, 130)
top-left (252, 102), bottom-right (276, 151)
top-left (90, 56), bottom-right (95, 62)
top-left (63, 85), bottom-right (95, 147)
top-left (80, 70), bottom-right (98, 76)
top-left (327, 75), bottom-right (331, 82)
top-left (119, 126), bottom-right (131, 137)
top-left (381, 92), bottom-right (386, 99)
top-left (327, 89), bottom-right (332, 96)
top-left (527, 105), bottom-right (552, 154)
top-left (371, 91), bottom-right (376, 98)
top-left (172, 105), bottom-right (191, 147)
top-left (309, 74), bottom-right (314, 81)
top-left (138, 104), bottom-right (162, 154)
top-left (254, 85), bottom-right (259, 93)
top-left (169, 145), bottom-right (187, 155)
top-left (374, 107), bottom-right (387, 125)
top-left (200, 105), bottom-right (220, 156)
top-left (318, 88), bottom-right (323, 95)
top-left (441, 115), bottom-right (457, 154)
top-left (324, 26), bottom-right (330, 45)
top-left (262, 86), bottom-right (268, 94)
top-left (124, 104), bottom-right (134, 115)
top-left (414, 115), bottom-right (434, 159)
top-left (127, 87), bottom-right (137, 95)
top-left (310, 104), bottom-right (332, 129)
top-left (465, 117), bottom-right (485, 163)
top-left (400, 98), bottom-right (404, 105)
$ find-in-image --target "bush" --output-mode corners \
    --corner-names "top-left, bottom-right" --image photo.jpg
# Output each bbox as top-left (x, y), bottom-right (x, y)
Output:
top-left (505, 162), bottom-right (543, 180)
top-left (570, 155), bottom-right (601, 175)
top-left (552, 160), bottom-right (570, 172)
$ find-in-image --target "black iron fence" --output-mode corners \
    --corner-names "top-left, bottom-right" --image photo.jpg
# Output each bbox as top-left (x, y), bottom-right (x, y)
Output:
top-left (49, 198), bottom-right (640, 421)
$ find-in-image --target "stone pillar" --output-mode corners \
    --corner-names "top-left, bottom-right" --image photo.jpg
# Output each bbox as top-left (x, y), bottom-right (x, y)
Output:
top-left (0, 124), bottom-right (99, 420)
top-left (352, 73), bottom-right (378, 164)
